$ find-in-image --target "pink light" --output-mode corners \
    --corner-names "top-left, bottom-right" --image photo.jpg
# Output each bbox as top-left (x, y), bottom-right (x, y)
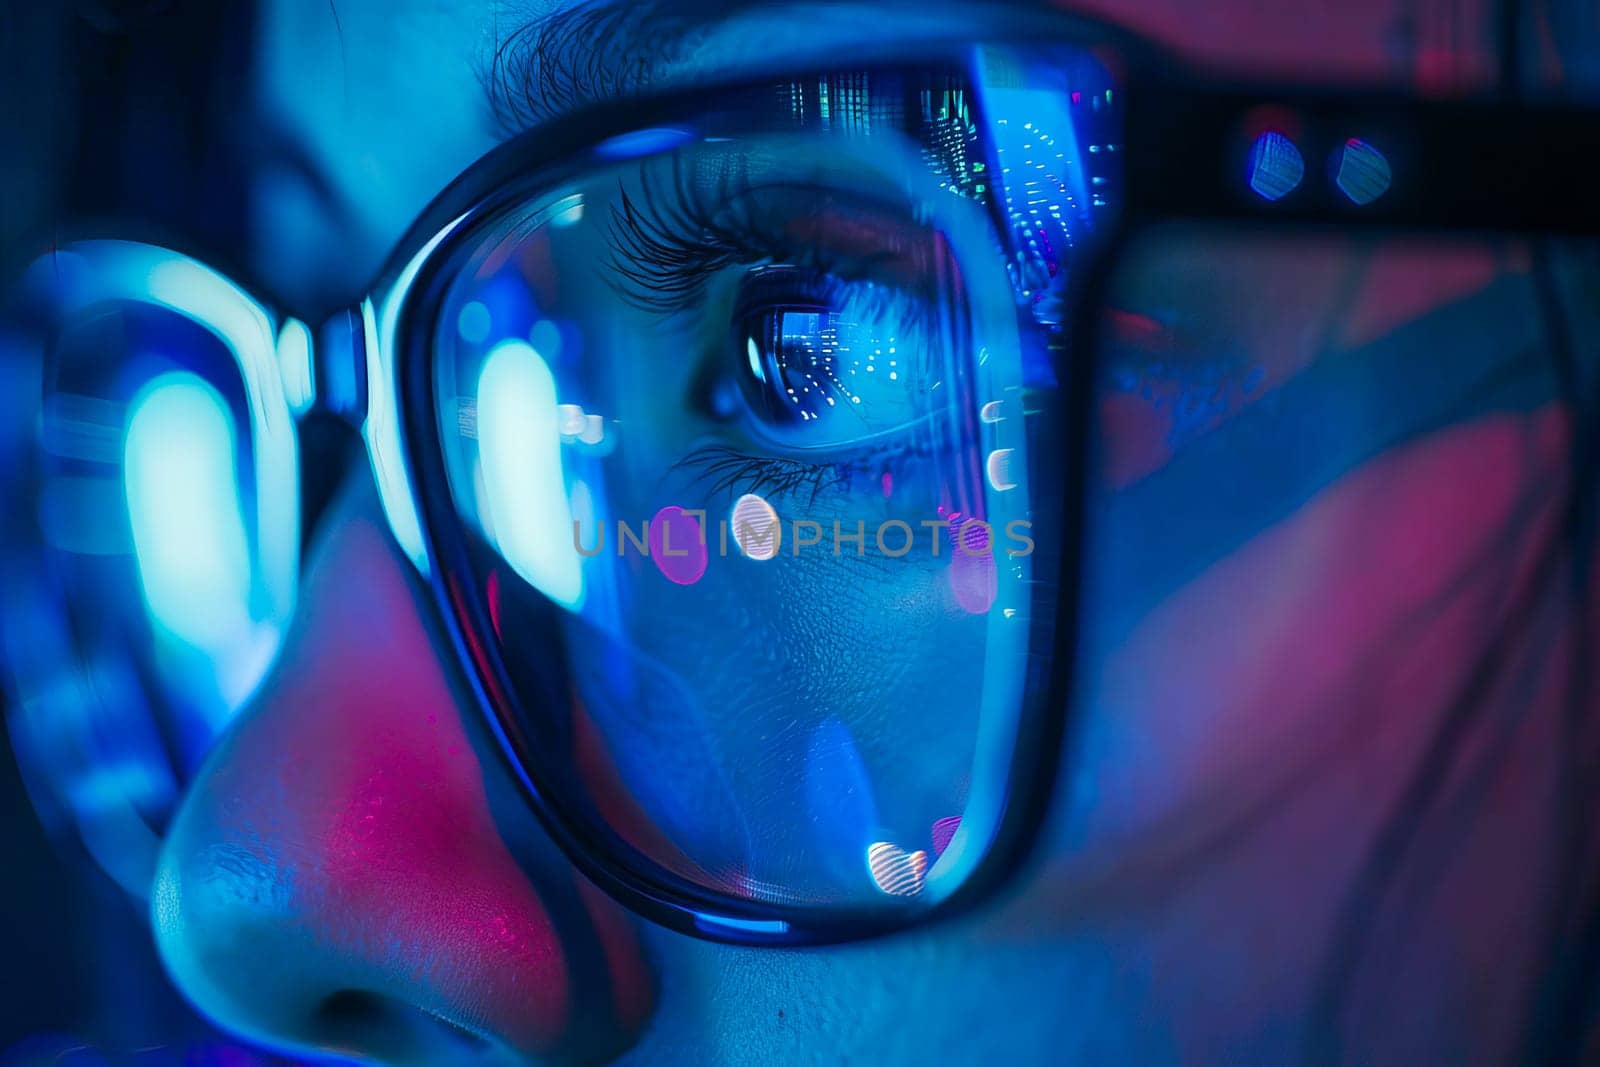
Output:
top-left (487, 568), bottom-right (503, 640)
top-left (949, 519), bottom-right (997, 615)
top-left (649, 506), bottom-right (707, 585)
top-left (867, 842), bottom-right (928, 897)
top-left (931, 816), bottom-right (961, 858)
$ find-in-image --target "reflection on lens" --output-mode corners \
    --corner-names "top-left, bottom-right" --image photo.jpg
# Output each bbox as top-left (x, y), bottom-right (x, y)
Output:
top-left (730, 493), bottom-right (781, 561)
top-left (1, 244), bottom-right (299, 895)
top-left (1334, 137), bottom-right (1392, 205)
top-left (931, 815), bottom-right (962, 858)
top-left (1248, 131), bottom-right (1305, 201)
top-left (426, 47), bottom-right (1120, 916)
top-left (950, 519), bottom-right (998, 615)
top-left (987, 447), bottom-right (1018, 491)
top-left (276, 318), bottom-right (314, 415)
top-left (477, 338), bottom-right (583, 610)
top-left (457, 300), bottom-right (492, 344)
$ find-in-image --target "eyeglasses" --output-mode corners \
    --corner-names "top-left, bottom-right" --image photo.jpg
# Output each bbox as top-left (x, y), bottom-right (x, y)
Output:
top-left (4, 13), bottom-right (1598, 941)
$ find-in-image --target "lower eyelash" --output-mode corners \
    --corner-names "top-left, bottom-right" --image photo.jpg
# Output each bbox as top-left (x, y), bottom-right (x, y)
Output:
top-left (669, 441), bottom-right (933, 507)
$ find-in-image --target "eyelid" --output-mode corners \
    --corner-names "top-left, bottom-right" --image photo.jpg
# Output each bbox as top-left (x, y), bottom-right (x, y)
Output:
top-left (602, 153), bottom-right (941, 317)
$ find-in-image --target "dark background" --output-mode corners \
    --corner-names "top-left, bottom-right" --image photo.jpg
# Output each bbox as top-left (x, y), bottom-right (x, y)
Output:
top-left (0, 1), bottom-right (256, 1056)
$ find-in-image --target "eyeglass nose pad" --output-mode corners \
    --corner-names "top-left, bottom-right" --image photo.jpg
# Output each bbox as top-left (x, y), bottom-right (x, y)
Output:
top-left (299, 300), bottom-right (434, 579)
top-left (282, 305), bottom-right (370, 425)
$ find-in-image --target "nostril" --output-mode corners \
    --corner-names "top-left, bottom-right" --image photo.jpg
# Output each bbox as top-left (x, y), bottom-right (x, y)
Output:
top-left (314, 990), bottom-right (497, 1063)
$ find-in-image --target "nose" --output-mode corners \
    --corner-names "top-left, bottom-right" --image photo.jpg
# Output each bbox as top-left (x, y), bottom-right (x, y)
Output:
top-left (151, 476), bottom-right (654, 1064)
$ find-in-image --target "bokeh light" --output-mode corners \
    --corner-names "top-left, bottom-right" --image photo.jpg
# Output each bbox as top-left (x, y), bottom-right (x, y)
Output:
top-left (1247, 131), bottom-right (1304, 201)
top-left (730, 493), bottom-right (781, 561)
top-left (1334, 138), bottom-right (1392, 205)
top-left (867, 841), bottom-right (929, 897)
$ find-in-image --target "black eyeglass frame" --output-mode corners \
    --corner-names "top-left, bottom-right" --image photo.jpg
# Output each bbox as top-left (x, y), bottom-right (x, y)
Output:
top-left (10, 9), bottom-right (1600, 947)
top-left (371, 17), bottom-right (1600, 945)
top-left (385, 19), bottom-right (1137, 947)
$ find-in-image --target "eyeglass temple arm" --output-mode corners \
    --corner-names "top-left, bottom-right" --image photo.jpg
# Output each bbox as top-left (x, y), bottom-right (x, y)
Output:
top-left (1122, 81), bottom-right (1600, 236)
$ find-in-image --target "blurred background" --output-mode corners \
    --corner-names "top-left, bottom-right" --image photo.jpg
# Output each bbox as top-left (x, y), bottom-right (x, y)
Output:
top-left (0, 2), bottom-right (271, 1060)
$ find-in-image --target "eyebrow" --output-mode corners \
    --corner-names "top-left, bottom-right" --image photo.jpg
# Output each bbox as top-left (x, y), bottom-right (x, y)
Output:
top-left (486, 0), bottom-right (782, 135)
top-left (484, 0), bottom-right (1036, 134)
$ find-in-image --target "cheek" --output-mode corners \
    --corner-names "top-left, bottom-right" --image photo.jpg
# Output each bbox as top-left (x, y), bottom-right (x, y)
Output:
top-left (631, 917), bottom-right (1164, 1064)
top-left (1061, 408), bottom-right (1570, 858)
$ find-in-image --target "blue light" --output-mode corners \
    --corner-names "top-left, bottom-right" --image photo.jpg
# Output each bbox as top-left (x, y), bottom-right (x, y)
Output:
top-left (8, 241), bottom-right (306, 898)
top-left (547, 193), bottom-right (585, 228)
top-left (692, 913), bottom-right (790, 938)
top-left (56, 241), bottom-right (300, 661)
top-left (976, 73), bottom-right (1093, 269)
top-left (1335, 138), bottom-right (1392, 205)
top-left (595, 127), bottom-right (694, 160)
top-left (1247, 131), bottom-right (1305, 201)
top-left (277, 318), bottom-right (315, 415)
top-left (477, 339), bottom-right (584, 610)
top-left (530, 318), bottom-right (565, 362)
top-left (457, 300), bottom-right (492, 344)
top-left (124, 374), bottom-right (253, 653)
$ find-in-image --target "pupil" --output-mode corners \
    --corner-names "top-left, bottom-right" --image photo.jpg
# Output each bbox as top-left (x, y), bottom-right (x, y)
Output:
top-left (738, 305), bottom-right (836, 426)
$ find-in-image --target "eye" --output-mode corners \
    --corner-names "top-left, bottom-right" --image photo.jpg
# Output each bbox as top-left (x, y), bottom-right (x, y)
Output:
top-left (727, 265), bottom-right (928, 451)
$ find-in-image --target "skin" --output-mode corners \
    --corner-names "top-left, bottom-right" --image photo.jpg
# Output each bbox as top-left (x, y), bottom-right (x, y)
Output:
top-left (150, 1), bottom-right (1596, 1063)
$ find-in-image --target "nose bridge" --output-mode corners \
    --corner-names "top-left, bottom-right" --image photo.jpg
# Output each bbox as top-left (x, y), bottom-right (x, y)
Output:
top-left (294, 297), bottom-right (435, 584)
top-left (300, 304), bottom-right (371, 425)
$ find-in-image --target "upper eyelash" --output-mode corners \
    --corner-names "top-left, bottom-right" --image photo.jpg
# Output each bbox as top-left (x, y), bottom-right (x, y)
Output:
top-left (602, 159), bottom-right (814, 315)
top-left (601, 157), bottom-right (941, 322)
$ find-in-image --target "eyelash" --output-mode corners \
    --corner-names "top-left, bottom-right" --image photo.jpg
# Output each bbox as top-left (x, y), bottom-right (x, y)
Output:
top-left (602, 160), bottom-right (932, 326)
top-left (671, 438), bottom-right (936, 508)
top-left (602, 160), bottom-right (941, 501)
top-left (603, 166), bottom-right (789, 315)
top-left (670, 445), bottom-right (847, 506)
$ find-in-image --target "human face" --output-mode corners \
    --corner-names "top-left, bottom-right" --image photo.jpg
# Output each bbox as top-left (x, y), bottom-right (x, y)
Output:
top-left (150, 1), bottom-right (1581, 1063)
